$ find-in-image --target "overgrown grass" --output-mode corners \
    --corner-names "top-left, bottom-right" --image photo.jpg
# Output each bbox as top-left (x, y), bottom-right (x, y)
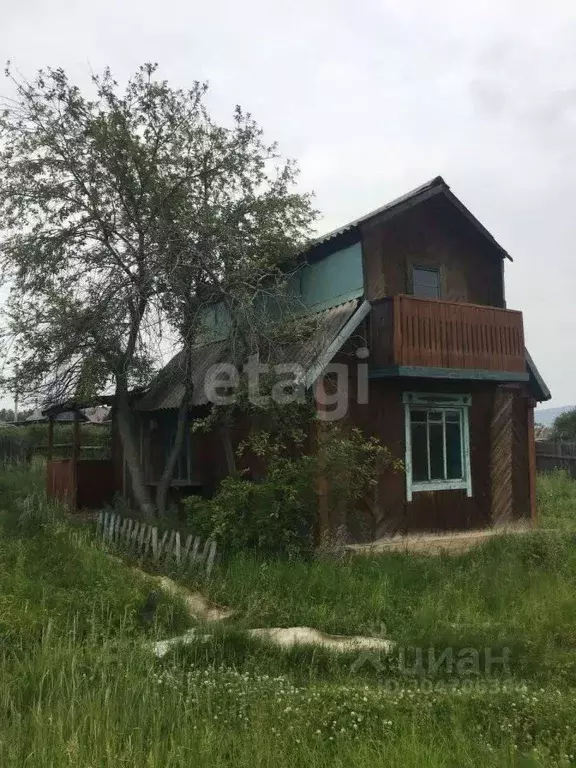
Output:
top-left (537, 470), bottom-right (576, 531)
top-left (0, 460), bottom-right (190, 651)
top-left (5, 636), bottom-right (566, 767)
top-left (2, 464), bottom-right (576, 765)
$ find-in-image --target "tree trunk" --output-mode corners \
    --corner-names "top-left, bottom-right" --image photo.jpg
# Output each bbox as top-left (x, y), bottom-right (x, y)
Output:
top-left (115, 378), bottom-right (156, 521)
top-left (156, 394), bottom-right (189, 517)
top-left (156, 344), bottom-right (193, 517)
top-left (221, 413), bottom-right (236, 475)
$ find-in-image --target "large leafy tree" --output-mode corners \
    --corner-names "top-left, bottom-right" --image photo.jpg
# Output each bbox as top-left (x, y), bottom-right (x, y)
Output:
top-left (0, 63), bottom-right (316, 518)
top-left (552, 408), bottom-right (576, 440)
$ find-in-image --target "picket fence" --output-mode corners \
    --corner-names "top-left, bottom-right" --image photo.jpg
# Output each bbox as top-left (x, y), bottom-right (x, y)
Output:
top-left (97, 510), bottom-right (217, 576)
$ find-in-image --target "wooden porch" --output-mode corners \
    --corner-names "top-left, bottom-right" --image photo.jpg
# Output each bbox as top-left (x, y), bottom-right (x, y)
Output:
top-left (44, 404), bottom-right (117, 511)
top-left (369, 294), bottom-right (526, 376)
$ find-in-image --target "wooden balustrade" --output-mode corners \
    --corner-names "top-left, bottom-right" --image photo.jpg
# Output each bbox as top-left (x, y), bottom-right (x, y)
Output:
top-left (370, 295), bottom-right (525, 373)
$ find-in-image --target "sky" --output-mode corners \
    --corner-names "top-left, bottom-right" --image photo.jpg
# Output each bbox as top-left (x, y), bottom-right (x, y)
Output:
top-left (1, 0), bottom-right (575, 408)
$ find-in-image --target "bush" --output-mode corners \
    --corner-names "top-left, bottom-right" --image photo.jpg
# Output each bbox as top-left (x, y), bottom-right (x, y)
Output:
top-left (184, 426), bottom-right (401, 557)
top-left (184, 453), bottom-right (317, 557)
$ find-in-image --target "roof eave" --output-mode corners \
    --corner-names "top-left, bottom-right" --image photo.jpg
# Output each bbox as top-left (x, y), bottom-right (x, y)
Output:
top-left (307, 175), bottom-right (513, 262)
top-left (525, 349), bottom-right (551, 402)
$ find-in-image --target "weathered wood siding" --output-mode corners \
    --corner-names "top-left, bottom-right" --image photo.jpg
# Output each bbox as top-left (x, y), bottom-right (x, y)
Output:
top-left (76, 460), bottom-right (116, 509)
top-left (360, 194), bottom-right (505, 307)
top-left (346, 375), bottom-right (532, 538)
top-left (47, 458), bottom-right (116, 511)
top-left (369, 295), bottom-right (525, 373)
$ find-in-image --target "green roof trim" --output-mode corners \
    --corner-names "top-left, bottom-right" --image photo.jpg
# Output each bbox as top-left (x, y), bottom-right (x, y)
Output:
top-left (369, 366), bottom-right (530, 383)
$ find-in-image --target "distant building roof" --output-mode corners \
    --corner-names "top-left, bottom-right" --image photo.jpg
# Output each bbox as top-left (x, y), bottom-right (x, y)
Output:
top-left (25, 405), bottom-right (112, 423)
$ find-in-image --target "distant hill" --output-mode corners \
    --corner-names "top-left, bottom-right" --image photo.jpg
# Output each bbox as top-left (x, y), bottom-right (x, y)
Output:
top-left (535, 405), bottom-right (576, 427)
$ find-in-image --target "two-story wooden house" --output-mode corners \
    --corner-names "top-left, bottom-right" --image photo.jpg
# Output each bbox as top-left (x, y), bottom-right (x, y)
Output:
top-left (135, 176), bottom-right (550, 538)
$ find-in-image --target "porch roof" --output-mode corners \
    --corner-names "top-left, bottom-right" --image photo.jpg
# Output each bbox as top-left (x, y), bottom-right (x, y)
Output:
top-left (136, 298), bottom-right (366, 412)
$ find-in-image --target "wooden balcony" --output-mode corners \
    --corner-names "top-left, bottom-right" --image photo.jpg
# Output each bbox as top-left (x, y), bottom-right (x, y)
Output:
top-left (370, 295), bottom-right (526, 376)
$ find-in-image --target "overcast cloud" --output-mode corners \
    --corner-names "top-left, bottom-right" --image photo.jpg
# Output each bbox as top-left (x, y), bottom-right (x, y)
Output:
top-left (1, 0), bottom-right (575, 407)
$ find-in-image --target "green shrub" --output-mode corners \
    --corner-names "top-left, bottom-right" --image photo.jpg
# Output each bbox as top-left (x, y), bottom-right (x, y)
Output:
top-left (185, 453), bottom-right (317, 557)
top-left (551, 408), bottom-right (576, 439)
top-left (184, 426), bottom-right (401, 557)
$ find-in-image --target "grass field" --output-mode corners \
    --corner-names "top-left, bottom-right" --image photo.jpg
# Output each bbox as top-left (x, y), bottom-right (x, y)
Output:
top-left (1, 463), bottom-right (576, 766)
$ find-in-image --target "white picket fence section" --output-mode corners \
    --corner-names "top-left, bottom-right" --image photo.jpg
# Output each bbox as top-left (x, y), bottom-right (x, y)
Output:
top-left (97, 510), bottom-right (217, 576)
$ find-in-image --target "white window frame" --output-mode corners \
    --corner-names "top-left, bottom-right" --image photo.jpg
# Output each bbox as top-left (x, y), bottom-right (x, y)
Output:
top-left (403, 392), bottom-right (472, 501)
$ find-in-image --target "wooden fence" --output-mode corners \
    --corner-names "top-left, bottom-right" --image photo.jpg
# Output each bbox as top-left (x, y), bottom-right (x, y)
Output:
top-left (97, 510), bottom-right (217, 576)
top-left (0, 431), bottom-right (31, 464)
top-left (536, 440), bottom-right (576, 479)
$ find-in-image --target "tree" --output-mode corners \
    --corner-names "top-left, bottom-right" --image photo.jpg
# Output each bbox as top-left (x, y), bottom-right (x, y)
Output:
top-left (0, 64), bottom-right (315, 517)
top-left (153, 124), bottom-right (316, 514)
top-left (552, 408), bottom-right (576, 440)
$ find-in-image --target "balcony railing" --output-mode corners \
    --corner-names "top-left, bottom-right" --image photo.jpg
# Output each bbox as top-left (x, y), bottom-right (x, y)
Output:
top-left (370, 295), bottom-right (526, 374)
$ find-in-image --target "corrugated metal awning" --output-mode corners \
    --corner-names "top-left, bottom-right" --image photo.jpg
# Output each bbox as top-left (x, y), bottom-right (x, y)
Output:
top-left (136, 299), bottom-right (363, 412)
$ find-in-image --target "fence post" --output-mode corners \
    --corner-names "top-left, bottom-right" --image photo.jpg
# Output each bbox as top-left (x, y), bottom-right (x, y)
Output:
top-left (183, 534), bottom-right (192, 561)
top-left (151, 527), bottom-right (159, 562)
top-left (190, 536), bottom-right (201, 563)
top-left (205, 541), bottom-right (217, 576)
top-left (93, 512), bottom-right (217, 576)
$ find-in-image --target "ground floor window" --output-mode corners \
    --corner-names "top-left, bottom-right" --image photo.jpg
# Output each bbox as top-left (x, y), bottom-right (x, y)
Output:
top-left (403, 392), bottom-right (472, 500)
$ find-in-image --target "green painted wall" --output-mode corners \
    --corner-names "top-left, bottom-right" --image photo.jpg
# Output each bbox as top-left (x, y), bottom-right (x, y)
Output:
top-left (197, 241), bottom-right (364, 342)
top-left (299, 243), bottom-right (364, 311)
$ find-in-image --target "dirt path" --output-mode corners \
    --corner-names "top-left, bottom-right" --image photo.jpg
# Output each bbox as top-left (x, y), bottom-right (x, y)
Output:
top-left (144, 571), bottom-right (394, 658)
top-left (347, 524), bottom-right (532, 556)
top-left (153, 626), bottom-right (394, 658)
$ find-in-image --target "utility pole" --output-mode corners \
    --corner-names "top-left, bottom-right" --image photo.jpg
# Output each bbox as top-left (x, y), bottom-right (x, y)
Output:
top-left (13, 366), bottom-right (19, 422)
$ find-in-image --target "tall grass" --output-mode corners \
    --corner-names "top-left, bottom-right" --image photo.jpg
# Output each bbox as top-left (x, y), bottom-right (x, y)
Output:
top-left (537, 470), bottom-right (576, 531)
top-left (0, 632), bottom-right (574, 767)
top-left (1, 463), bottom-right (576, 765)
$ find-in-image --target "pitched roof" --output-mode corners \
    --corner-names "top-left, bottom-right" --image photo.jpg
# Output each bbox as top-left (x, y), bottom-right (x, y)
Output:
top-left (25, 405), bottom-right (112, 423)
top-left (526, 349), bottom-right (551, 402)
top-left (136, 299), bottom-right (365, 411)
top-left (308, 176), bottom-right (513, 261)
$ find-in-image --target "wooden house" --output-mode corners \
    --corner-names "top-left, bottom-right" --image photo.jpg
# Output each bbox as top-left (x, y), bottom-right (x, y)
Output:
top-left (130, 176), bottom-right (550, 538)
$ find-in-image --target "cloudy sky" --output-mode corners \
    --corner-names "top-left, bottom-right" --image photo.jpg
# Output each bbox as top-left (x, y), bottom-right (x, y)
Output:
top-left (2, 0), bottom-right (575, 407)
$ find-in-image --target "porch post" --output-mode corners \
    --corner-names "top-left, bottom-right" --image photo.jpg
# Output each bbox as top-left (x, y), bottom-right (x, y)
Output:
top-left (47, 416), bottom-right (54, 461)
top-left (314, 376), bottom-right (330, 542)
top-left (72, 413), bottom-right (81, 464)
top-left (71, 412), bottom-right (81, 511)
top-left (527, 398), bottom-right (538, 525)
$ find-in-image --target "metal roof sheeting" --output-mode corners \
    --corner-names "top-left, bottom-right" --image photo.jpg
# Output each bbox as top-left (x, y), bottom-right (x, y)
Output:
top-left (136, 299), bottom-right (362, 412)
top-left (310, 177), bottom-right (444, 248)
top-left (308, 176), bottom-right (512, 261)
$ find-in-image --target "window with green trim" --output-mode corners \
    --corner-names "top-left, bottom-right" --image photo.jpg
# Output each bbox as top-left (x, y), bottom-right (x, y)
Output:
top-left (403, 393), bottom-right (472, 499)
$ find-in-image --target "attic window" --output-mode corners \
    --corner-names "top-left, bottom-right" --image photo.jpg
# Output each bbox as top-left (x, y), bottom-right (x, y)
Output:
top-left (412, 266), bottom-right (440, 299)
